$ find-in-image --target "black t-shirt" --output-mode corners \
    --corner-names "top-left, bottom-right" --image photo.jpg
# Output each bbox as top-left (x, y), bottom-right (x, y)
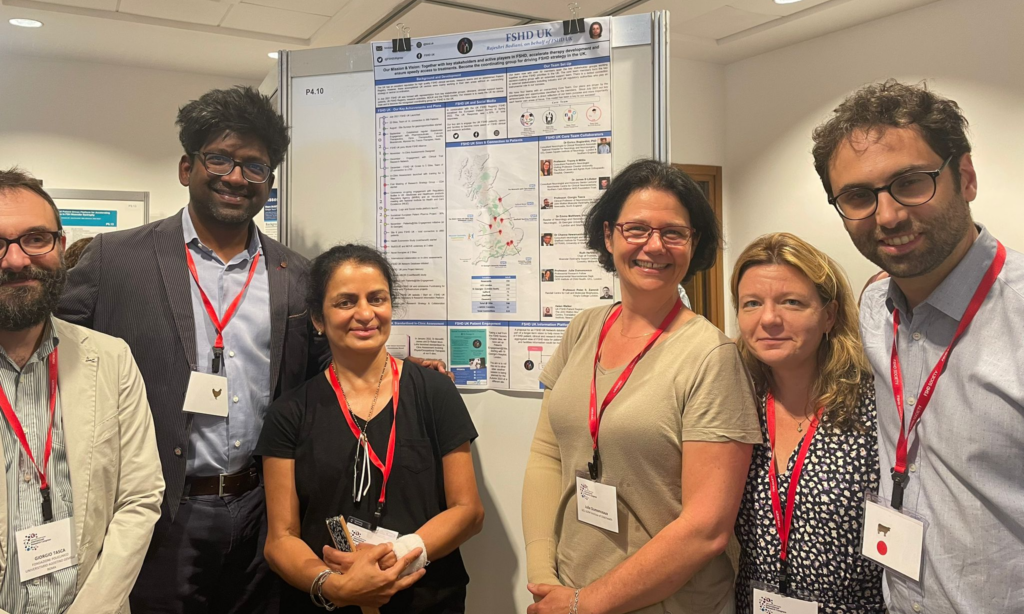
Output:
top-left (256, 361), bottom-right (478, 614)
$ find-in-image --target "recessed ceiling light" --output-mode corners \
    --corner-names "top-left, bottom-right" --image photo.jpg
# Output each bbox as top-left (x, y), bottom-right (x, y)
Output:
top-left (9, 18), bottom-right (43, 28)
top-left (268, 52), bottom-right (279, 59)
top-left (775, 0), bottom-right (804, 4)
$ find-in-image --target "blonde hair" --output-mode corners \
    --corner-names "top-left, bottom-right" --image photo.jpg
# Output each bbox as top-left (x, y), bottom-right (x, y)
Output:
top-left (731, 233), bottom-right (869, 431)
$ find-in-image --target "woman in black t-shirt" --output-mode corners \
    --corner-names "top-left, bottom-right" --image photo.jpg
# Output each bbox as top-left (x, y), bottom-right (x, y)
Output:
top-left (258, 244), bottom-right (483, 613)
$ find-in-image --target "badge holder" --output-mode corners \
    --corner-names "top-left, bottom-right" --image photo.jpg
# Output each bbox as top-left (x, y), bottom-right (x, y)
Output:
top-left (750, 581), bottom-right (819, 614)
top-left (574, 468), bottom-right (620, 533)
top-left (860, 491), bottom-right (927, 582)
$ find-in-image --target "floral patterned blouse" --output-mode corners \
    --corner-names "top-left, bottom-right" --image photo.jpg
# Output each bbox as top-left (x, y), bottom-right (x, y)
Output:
top-left (735, 378), bottom-right (886, 613)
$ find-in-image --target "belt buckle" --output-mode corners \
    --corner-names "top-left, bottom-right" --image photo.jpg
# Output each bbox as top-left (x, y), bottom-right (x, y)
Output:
top-left (218, 473), bottom-right (228, 497)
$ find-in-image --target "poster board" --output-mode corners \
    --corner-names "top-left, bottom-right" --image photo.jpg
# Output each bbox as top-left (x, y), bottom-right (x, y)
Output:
top-left (47, 189), bottom-right (149, 245)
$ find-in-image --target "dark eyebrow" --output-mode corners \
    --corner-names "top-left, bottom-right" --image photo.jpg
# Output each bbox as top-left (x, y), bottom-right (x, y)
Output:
top-left (1, 226), bottom-right (59, 238)
top-left (835, 163), bottom-right (937, 194)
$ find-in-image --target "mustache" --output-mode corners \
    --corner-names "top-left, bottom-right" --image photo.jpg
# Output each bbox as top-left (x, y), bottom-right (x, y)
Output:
top-left (875, 221), bottom-right (916, 239)
top-left (0, 265), bottom-right (54, 285)
top-left (210, 181), bottom-right (251, 197)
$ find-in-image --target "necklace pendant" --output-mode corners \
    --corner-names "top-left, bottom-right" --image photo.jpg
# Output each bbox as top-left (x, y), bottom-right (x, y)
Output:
top-left (797, 422), bottom-right (804, 433)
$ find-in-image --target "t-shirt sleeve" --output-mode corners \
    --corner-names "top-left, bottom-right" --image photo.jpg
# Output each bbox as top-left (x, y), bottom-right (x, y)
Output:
top-left (681, 343), bottom-right (763, 444)
top-left (539, 307), bottom-right (604, 390)
top-left (425, 370), bottom-right (479, 457)
top-left (256, 389), bottom-right (305, 459)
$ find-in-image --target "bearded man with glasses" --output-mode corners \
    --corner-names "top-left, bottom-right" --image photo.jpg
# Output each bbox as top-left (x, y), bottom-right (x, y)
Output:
top-left (0, 168), bottom-right (163, 613)
top-left (812, 79), bottom-right (1024, 614)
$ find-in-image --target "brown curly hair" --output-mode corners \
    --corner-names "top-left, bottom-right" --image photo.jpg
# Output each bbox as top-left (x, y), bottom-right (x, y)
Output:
top-left (811, 79), bottom-right (971, 198)
top-left (731, 233), bottom-right (870, 432)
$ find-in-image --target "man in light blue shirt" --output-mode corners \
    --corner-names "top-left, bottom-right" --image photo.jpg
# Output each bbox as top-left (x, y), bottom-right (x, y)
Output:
top-left (813, 80), bottom-right (1024, 614)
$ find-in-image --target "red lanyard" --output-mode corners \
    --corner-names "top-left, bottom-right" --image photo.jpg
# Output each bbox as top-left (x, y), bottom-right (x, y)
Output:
top-left (765, 391), bottom-right (819, 595)
top-left (184, 245), bottom-right (262, 374)
top-left (888, 241), bottom-right (1006, 509)
top-left (588, 298), bottom-right (682, 479)
top-left (0, 350), bottom-right (58, 522)
top-left (329, 355), bottom-right (400, 529)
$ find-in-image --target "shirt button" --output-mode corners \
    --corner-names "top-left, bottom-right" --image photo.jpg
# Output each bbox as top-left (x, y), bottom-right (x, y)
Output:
top-left (23, 473), bottom-right (32, 483)
top-left (174, 447), bottom-right (183, 457)
top-left (912, 332), bottom-right (922, 341)
top-left (228, 351), bottom-right (236, 358)
top-left (232, 395), bottom-right (239, 403)
top-left (234, 440), bottom-right (242, 448)
top-left (913, 603), bottom-right (922, 612)
top-left (909, 463), bottom-right (918, 473)
top-left (907, 396), bottom-right (917, 406)
top-left (32, 578), bottom-right (40, 586)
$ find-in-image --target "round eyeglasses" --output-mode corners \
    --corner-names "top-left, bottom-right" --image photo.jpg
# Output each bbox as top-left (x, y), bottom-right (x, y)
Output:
top-left (614, 222), bottom-right (696, 247)
top-left (829, 156), bottom-right (953, 220)
top-left (193, 152), bottom-right (273, 184)
top-left (0, 230), bottom-right (63, 260)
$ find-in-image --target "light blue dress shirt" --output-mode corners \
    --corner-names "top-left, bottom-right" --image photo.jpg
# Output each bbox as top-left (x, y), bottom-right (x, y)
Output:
top-left (182, 209), bottom-right (272, 477)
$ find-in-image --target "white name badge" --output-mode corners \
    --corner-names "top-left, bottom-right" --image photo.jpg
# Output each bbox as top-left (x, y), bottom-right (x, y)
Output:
top-left (347, 517), bottom-right (399, 546)
top-left (752, 587), bottom-right (819, 614)
top-left (16, 517), bottom-right (77, 582)
top-left (183, 371), bottom-right (229, 417)
top-left (861, 494), bottom-right (925, 581)
top-left (575, 474), bottom-right (618, 533)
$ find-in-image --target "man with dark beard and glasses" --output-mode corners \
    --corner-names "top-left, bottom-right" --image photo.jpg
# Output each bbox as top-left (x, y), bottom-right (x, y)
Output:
top-left (57, 86), bottom-right (321, 614)
top-left (812, 80), bottom-right (1024, 614)
top-left (0, 168), bottom-right (163, 613)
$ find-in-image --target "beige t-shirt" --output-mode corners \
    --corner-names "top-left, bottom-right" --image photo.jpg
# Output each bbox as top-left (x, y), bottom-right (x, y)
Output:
top-left (526, 305), bottom-right (761, 614)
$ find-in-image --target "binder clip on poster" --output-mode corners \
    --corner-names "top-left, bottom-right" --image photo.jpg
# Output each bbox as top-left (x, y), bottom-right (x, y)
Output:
top-left (563, 3), bottom-right (585, 35)
top-left (392, 23), bottom-right (411, 53)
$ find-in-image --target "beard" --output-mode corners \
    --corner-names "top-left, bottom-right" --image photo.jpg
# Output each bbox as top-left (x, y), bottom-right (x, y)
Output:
top-left (0, 261), bottom-right (68, 331)
top-left (193, 179), bottom-right (265, 227)
top-left (849, 194), bottom-right (974, 279)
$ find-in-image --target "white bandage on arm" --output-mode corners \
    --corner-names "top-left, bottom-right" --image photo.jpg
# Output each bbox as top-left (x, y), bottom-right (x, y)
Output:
top-left (392, 533), bottom-right (429, 577)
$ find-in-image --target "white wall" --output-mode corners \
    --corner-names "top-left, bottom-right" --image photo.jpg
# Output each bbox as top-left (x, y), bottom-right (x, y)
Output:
top-left (671, 58), bottom-right (726, 167)
top-left (722, 0), bottom-right (1024, 335)
top-left (0, 54), bottom-right (259, 223)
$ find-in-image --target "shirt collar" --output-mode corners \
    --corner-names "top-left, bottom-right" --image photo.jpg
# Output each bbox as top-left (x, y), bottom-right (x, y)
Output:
top-left (180, 207), bottom-right (262, 265)
top-left (886, 224), bottom-right (998, 321)
top-left (0, 316), bottom-right (60, 371)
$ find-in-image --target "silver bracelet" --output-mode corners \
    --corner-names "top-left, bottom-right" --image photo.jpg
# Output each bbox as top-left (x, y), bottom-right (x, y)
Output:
top-left (309, 568), bottom-right (338, 611)
top-left (568, 588), bottom-right (581, 614)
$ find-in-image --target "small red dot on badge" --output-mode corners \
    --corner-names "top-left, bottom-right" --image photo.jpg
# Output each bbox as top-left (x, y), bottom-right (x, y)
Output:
top-left (877, 541), bottom-right (888, 555)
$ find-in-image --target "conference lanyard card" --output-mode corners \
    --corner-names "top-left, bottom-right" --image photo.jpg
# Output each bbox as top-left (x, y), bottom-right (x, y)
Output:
top-left (183, 371), bottom-right (229, 417)
top-left (575, 470), bottom-right (618, 533)
top-left (347, 516), bottom-right (399, 546)
top-left (751, 583), bottom-right (819, 614)
top-left (16, 517), bottom-right (76, 582)
top-left (860, 492), bottom-right (926, 582)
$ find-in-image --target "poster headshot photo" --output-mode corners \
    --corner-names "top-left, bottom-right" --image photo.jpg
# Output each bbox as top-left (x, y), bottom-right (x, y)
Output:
top-left (589, 22), bottom-right (603, 39)
top-left (598, 176), bottom-right (610, 190)
top-left (541, 233), bottom-right (553, 246)
top-left (597, 137), bottom-right (611, 154)
top-left (600, 286), bottom-right (613, 300)
top-left (542, 269), bottom-right (555, 282)
top-left (540, 159), bottom-right (553, 176)
top-left (541, 198), bottom-right (553, 209)
top-left (542, 306), bottom-right (553, 318)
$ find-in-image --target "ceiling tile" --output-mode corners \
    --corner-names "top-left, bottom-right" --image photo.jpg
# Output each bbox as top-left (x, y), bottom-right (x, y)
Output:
top-left (621, 0), bottom-right (728, 22)
top-left (29, 0), bottom-right (117, 10)
top-left (452, 0), bottom-right (622, 21)
top-left (241, 0), bottom-right (351, 17)
top-left (369, 3), bottom-right (521, 41)
top-left (676, 5), bottom-right (777, 40)
top-left (119, 0), bottom-right (229, 26)
top-left (728, 0), bottom-right (835, 17)
top-left (221, 3), bottom-right (330, 38)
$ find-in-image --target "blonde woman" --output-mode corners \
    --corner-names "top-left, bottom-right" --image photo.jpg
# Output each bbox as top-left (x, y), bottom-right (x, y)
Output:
top-left (731, 233), bottom-right (884, 613)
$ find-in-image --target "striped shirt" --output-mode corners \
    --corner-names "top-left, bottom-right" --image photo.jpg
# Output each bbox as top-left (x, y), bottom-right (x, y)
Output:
top-left (0, 319), bottom-right (77, 614)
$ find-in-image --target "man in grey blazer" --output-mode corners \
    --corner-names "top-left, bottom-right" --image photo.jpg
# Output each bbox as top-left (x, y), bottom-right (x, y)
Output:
top-left (57, 86), bottom-right (325, 613)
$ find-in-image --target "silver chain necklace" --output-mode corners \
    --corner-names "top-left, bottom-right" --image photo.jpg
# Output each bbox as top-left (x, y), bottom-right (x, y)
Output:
top-left (332, 354), bottom-right (389, 503)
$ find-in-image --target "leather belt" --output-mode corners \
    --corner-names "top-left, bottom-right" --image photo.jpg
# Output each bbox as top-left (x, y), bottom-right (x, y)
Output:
top-left (184, 467), bottom-right (260, 497)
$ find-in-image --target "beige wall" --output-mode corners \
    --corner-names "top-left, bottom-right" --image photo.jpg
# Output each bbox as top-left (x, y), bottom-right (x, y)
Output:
top-left (722, 0), bottom-right (1024, 334)
top-left (0, 54), bottom-right (259, 223)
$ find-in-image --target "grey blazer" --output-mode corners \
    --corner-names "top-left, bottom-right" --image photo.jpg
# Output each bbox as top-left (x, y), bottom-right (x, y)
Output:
top-left (57, 209), bottom-right (328, 519)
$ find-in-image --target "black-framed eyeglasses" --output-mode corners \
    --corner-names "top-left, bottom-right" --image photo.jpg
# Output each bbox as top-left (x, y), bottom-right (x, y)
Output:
top-left (614, 222), bottom-right (697, 247)
top-left (0, 231), bottom-right (63, 259)
top-left (193, 152), bottom-right (273, 184)
top-left (829, 156), bottom-right (954, 220)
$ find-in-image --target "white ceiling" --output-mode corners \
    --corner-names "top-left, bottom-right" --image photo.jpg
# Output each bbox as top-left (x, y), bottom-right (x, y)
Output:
top-left (0, 0), bottom-right (940, 80)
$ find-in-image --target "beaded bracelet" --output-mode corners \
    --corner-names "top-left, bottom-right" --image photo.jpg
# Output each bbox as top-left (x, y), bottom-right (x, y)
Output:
top-left (568, 588), bottom-right (581, 614)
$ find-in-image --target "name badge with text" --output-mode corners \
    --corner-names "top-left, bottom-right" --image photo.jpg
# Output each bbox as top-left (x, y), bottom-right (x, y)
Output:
top-left (183, 371), bottom-right (229, 417)
top-left (575, 473), bottom-right (618, 533)
top-left (861, 494), bottom-right (925, 581)
top-left (752, 586), bottom-right (819, 614)
top-left (347, 516), bottom-right (399, 546)
top-left (16, 517), bottom-right (77, 582)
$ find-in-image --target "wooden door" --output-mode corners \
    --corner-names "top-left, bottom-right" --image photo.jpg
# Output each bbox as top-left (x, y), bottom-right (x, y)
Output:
top-left (674, 164), bottom-right (725, 330)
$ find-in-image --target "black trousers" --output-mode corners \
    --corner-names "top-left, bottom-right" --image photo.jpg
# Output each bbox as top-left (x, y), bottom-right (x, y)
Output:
top-left (130, 484), bottom-right (279, 614)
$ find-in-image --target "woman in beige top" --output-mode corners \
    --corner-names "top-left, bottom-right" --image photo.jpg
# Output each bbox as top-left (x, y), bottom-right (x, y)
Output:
top-left (522, 160), bottom-right (762, 614)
